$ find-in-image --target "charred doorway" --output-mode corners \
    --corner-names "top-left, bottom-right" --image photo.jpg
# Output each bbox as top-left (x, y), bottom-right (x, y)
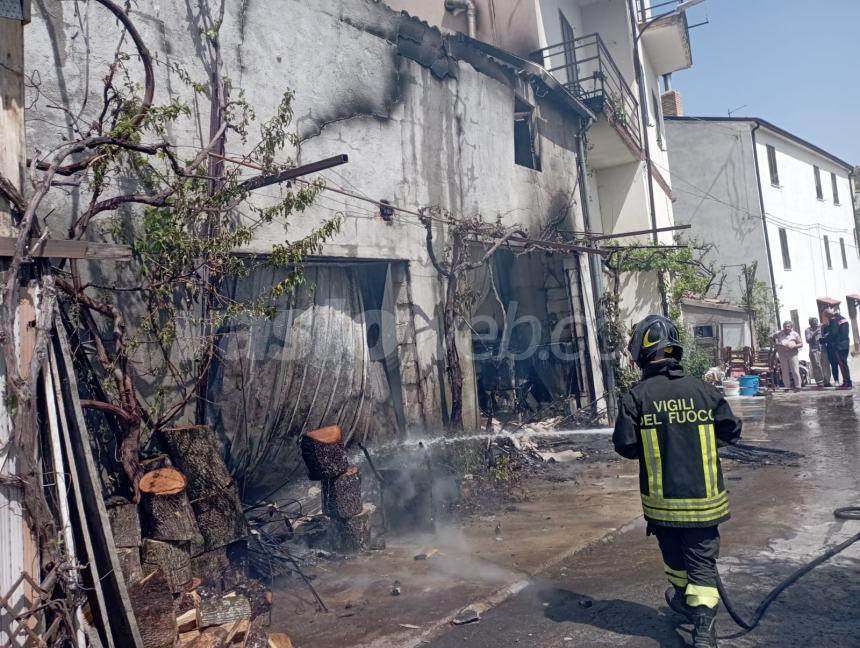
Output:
top-left (469, 250), bottom-right (595, 423)
top-left (207, 261), bottom-right (414, 496)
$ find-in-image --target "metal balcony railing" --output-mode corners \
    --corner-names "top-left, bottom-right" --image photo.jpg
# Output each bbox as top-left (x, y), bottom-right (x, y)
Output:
top-left (530, 34), bottom-right (642, 148)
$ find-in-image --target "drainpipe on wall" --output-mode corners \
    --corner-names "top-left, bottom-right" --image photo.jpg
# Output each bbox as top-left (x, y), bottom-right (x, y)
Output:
top-left (750, 122), bottom-right (782, 328)
top-left (627, 0), bottom-right (669, 317)
top-left (576, 122), bottom-right (618, 422)
top-left (444, 0), bottom-right (477, 38)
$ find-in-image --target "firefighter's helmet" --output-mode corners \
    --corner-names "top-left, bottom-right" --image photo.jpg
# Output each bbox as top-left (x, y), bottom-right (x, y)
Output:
top-left (628, 315), bottom-right (683, 368)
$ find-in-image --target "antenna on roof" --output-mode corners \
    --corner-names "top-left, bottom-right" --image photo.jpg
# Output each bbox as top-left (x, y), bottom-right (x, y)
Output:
top-left (728, 104), bottom-right (748, 117)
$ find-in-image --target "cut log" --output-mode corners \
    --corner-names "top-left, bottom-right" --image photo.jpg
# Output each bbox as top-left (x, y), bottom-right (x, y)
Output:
top-left (322, 466), bottom-right (362, 519)
top-left (267, 633), bottom-right (294, 648)
top-left (300, 426), bottom-right (348, 480)
top-left (140, 468), bottom-right (203, 543)
top-left (128, 570), bottom-right (177, 648)
top-left (196, 593), bottom-right (252, 629)
top-left (160, 426), bottom-right (247, 550)
top-left (141, 538), bottom-right (192, 592)
top-left (179, 629), bottom-right (201, 646)
top-left (139, 467), bottom-right (186, 495)
top-left (177, 608), bottom-right (198, 633)
top-left (222, 619), bottom-right (249, 644)
top-left (116, 547), bottom-right (143, 585)
top-left (187, 627), bottom-right (228, 648)
top-left (107, 500), bottom-right (142, 548)
top-left (191, 546), bottom-right (230, 581)
top-left (329, 504), bottom-right (374, 553)
top-left (192, 491), bottom-right (248, 551)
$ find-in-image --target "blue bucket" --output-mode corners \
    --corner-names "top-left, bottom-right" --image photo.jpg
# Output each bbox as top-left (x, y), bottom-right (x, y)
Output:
top-left (738, 375), bottom-right (760, 396)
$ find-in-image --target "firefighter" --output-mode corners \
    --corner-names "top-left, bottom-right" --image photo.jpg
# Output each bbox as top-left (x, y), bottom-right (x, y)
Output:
top-left (613, 315), bottom-right (742, 647)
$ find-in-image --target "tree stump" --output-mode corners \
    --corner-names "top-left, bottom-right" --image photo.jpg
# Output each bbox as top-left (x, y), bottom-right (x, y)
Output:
top-left (128, 570), bottom-right (177, 648)
top-left (107, 499), bottom-right (141, 548)
top-left (160, 426), bottom-right (247, 550)
top-left (330, 504), bottom-right (374, 553)
top-left (140, 467), bottom-right (204, 544)
top-left (300, 426), bottom-right (348, 480)
top-left (323, 466), bottom-right (362, 519)
top-left (141, 538), bottom-right (192, 592)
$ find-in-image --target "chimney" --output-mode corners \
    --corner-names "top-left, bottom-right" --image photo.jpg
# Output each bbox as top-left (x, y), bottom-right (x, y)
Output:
top-left (661, 89), bottom-right (683, 117)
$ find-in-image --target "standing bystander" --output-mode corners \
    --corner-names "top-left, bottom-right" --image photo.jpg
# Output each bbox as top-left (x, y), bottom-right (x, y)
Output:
top-left (773, 321), bottom-right (803, 391)
top-left (804, 317), bottom-right (831, 387)
top-left (821, 308), bottom-right (853, 389)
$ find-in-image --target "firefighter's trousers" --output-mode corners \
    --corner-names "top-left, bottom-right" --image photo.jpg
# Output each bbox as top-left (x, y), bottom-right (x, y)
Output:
top-left (649, 523), bottom-right (720, 608)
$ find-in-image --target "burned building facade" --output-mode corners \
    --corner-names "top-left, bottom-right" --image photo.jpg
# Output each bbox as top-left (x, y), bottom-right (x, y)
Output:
top-left (25, 0), bottom-right (609, 492)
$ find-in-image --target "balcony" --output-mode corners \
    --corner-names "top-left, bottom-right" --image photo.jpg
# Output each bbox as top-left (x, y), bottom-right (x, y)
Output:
top-left (531, 34), bottom-right (643, 169)
top-left (635, 0), bottom-right (694, 75)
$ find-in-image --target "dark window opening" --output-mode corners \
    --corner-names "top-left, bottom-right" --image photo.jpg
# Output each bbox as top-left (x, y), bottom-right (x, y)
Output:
top-left (790, 309), bottom-right (800, 333)
top-left (831, 172), bottom-right (840, 204)
top-left (824, 234), bottom-right (832, 269)
top-left (694, 325), bottom-right (715, 338)
top-left (514, 98), bottom-right (541, 171)
top-left (766, 145), bottom-right (779, 186)
top-left (778, 227), bottom-right (791, 269)
top-left (814, 166), bottom-right (823, 200)
top-left (840, 238), bottom-right (848, 268)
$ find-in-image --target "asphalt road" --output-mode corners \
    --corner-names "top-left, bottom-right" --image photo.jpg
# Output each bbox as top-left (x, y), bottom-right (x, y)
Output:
top-left (426, 391), bottom-right (860, 647)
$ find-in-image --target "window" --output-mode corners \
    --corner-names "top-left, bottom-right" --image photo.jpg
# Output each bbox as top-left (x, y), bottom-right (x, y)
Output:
top-left (824, 234), bottom-right (832, 269)
top-left (790, 310), bottom-right (800, 333)
top-left (766, 145), bottom-right (779, 185)
top-left (831, 173), bottom-right (840, 204)
top-left (840, 238), bottom-right (848, 268)
top-left (694, 325), bottom-right (715, 338)
top-left (514, 98), bottom-right (541, 170)
top-left (652, 91), bottom-right (664, 149)
top-left (778, 227), bottom-right (791, 269)
top-left (814, 166), bottom-right (823, 200)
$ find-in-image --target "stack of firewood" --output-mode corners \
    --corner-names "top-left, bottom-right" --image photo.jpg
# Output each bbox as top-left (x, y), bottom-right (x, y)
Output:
top-left (108, 425), bottom-right (282, 648)
top-left (301, 425), bottom-right (372, 552)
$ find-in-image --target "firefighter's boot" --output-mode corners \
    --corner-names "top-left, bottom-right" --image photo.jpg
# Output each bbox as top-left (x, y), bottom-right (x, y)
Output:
top-left (692, 605), bottom-right (718, 647)
top-left (664, 586), bottom-right (694, 621)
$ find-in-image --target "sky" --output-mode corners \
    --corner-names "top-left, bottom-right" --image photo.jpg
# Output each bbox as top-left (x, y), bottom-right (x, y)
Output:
top-left (672, 0), bottom-right (860, 165)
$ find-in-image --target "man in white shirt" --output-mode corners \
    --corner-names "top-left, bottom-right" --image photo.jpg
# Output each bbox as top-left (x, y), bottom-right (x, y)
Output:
top-left (773, 321), bottom-right (803, 391)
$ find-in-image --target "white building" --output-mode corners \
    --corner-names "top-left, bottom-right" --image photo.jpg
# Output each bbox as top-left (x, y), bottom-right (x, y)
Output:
top-left (666, 116), bottom-right (860, 357)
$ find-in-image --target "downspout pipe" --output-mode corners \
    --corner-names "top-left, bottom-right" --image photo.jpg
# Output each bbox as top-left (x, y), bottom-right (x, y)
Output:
top-left (750, 122), bottom-right (782, 328)
top-left (576, 120), bottom-right (618, 422)
top-left (628, 0), bottom-right (669, 317)
top-left (445, 0), bottom-right (477, 38)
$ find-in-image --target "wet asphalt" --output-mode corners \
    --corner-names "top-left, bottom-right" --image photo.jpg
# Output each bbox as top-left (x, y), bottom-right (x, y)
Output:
top-left (425, 391), bottom-right (860, 647)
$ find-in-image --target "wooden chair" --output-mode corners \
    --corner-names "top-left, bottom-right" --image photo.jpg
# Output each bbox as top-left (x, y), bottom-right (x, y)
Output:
top-left (722, 346), bottom-right (748, 377)
top-left (747, 348), bottom-right (776, 391)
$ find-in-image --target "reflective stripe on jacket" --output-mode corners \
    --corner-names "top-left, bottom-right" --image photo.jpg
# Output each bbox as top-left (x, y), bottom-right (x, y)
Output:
top-left (613, 359), bottom-right (742, 528)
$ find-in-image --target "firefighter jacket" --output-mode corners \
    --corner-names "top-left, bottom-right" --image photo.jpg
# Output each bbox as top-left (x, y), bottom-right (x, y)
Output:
top-left (613, 359), bottom-right (742, 528)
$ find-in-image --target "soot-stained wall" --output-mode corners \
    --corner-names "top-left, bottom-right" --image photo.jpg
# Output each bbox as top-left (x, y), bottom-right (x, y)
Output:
top-left (24, 0), bottom-right (603, 438)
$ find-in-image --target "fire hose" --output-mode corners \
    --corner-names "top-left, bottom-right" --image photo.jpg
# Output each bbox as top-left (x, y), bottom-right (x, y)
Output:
top-left (716, 506), bottom-right (860, 636)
